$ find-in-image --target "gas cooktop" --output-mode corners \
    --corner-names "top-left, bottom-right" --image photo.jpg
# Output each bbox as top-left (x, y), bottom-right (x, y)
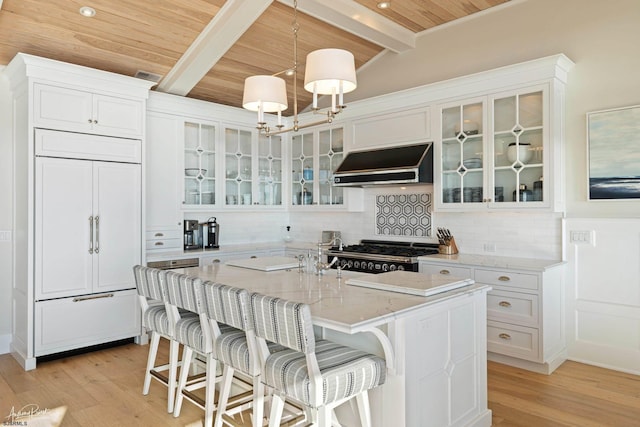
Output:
top-left (327, 240), bottom-right (439, 274)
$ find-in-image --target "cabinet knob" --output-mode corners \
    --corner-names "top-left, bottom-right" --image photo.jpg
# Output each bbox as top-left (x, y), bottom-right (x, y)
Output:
top-left (87, 119), bottom-right (93, 124)
top-left (498, 333), bottom-right (511, 340)
top-left (93, 119), bottom-right (98, 124)
top-left (439, 269), bottom-right (450, 275)
top-left (498, 276), bottom-right (511, 281)
top-left (498, 301), bottom-right (511, 308)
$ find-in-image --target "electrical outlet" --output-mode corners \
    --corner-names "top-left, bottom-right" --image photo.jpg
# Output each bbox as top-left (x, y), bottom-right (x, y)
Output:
top-left (0, 230), bottom-right (11, 242)
top-left (484, 242), bottom-right (496, 252)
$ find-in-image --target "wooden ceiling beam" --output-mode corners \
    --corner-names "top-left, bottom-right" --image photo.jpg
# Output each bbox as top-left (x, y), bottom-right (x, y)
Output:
top-left (277, 0), bottom-right (415, 53)
top-left (157, 0), bottom-right (272, 96)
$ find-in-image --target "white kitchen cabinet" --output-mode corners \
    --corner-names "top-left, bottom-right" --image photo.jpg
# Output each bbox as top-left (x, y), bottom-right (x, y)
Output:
top-left (145, 112), bottom-right (182, 249)
top-left (419, 256), bottom-right (565, 374)
top-left (349, 106), bottom-right (430, 151)
top-left (183, 119), bottom-right (217, 207)
top-left (436, 85), bottom-right (555, 211)
top-left (34, 82), bottom-right (145, 138)
top-left (35, 156), bottom-right (141, 300)
top-left (290, 125), bottom-right (345, 207)
top-left (223, 125), bottom-right (283, 207)
top-left (5, 53), bottom-right (153, 370)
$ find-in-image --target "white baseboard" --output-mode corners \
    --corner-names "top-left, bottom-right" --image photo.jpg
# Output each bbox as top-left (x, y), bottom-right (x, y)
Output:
top-left (0, 333), bottom-right (10, 354)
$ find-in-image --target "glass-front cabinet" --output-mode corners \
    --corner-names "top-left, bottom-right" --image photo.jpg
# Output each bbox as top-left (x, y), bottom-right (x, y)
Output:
top-left (257, 134), bottom-right (283, 206)
top-left (183, 120), bottom-right (216, 206)
top-left (436, 85), bottom-right (549, 211)
top-left (440, 97), bottom-right (486, 205)
top-left (290, 126), bottom-right (344, 207)
top-left (223, 125), bottom-right (283, 207)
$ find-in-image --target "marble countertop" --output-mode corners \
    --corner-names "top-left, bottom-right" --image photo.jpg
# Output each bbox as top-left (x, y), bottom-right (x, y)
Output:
top-left (418, 253), bottom-right (565, 272)
top-left (179, 263), bottom-right (488, 334)
top-left (146, 241), bottom-right (316, 262)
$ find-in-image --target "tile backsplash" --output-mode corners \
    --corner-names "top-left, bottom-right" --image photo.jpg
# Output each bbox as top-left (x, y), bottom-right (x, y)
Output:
top-left (375, 193), bottom-right (432, 237)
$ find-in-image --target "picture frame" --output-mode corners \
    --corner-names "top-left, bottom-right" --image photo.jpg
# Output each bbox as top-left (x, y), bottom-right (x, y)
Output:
top-left (587, 104), bottom-right (640, 200)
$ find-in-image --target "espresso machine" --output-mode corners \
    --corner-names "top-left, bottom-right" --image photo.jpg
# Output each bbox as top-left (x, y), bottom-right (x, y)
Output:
top-left (204, 217), bottom-right (220, 248)
top-left (184, 219), bottom-right (202, 250)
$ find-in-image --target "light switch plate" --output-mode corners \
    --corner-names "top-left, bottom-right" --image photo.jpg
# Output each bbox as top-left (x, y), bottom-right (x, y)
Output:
top-left (0, 230), bottom-right (11, 242)
top-left (570, 230), bottom-right (595, 245)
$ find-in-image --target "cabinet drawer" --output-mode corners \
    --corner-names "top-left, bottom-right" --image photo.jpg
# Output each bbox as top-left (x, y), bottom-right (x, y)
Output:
top-left (34, 289), bottom-right (141, 356)
top-left (487, 289), bottom-right (539, 327)
top-left (475, 268), bottom-right (538, 291)
top-left (145, 229), bottom-right (181, 240)
top-left (146, 238), bottom-right (182, 251)
top-left (419, 263), bottom-right (473, 280)
top-left (487, 320), bottom-right (539, 361)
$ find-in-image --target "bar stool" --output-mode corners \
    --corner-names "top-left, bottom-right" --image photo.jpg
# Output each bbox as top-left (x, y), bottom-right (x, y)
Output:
top-left (163, 271), bottom-right (220, 427)
top-left (201, 283), bottom-right (266, 427)
top-left (133, 265), bottom-right (193, 413)
top-left (250, 293), bottom-right (387, 427)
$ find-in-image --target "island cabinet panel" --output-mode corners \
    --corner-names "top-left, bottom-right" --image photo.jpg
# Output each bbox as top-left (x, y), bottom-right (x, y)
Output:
top-left (404, 294), bottom-right (488, 427)
top-left (419, 255), bottom-right (566, 374)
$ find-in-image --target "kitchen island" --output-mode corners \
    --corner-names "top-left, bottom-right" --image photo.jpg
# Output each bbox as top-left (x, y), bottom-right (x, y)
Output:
top-left (181, 262), bottom-right (492, 427)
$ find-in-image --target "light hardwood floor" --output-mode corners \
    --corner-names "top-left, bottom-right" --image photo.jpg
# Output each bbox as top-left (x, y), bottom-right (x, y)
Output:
top-left (1, 341), bottom-right (639, 426)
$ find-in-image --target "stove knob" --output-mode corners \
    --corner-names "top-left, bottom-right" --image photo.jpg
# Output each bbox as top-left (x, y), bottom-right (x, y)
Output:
top-left (368, 262), bottom-right (374, 270)
top-left (389, 264), bottom-right (397, 271)
top-left (382, 264), bottom-right (389, 272)
top-left (354, 260), bottom-right (360, 268)
top-left (397, 265), bottom-right (405, 271)
top-left (347, 260), bottom-right (353, 268)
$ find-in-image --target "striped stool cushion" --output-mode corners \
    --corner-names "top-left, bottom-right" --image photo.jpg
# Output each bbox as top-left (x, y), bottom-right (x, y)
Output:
top-left (262, 339), bottom-right (386, 408)
top-left (215, 331), bottom-right (287, 375)
top-left (175, 316), bottom-right (207, 352)
top-left (142, 305), bottom-right (171, 335)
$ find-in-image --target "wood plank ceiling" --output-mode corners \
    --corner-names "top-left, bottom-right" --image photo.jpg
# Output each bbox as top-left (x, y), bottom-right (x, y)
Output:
top-left (0, 0), bottom-right (509, 115)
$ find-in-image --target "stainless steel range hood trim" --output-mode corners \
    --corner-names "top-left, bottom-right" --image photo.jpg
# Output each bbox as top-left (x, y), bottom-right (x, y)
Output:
top-left (332, 143), bottom-right (434, 187)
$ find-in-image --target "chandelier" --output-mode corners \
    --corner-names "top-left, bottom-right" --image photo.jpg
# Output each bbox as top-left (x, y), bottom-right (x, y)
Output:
top-left (241, 0), bottom-right (357, 136)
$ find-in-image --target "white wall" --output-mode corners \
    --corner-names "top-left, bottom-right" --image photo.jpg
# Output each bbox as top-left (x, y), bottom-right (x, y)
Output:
top-left (0, 71), bottom-right (13, 352)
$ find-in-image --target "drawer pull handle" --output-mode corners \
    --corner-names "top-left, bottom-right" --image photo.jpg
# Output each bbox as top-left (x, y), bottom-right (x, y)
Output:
top-left (498, 333), bottom-right (511, 340)
top-left (250, 255), bottom-right (258, 259)
top-left (155, 232), bottom-right (164, 237)
top-left (154, 242), bottom-right (164, 246)
top-left (498, 301), bottom-right (511, 308)
top-left (73, 293), bottom-right (114, 302)
top-left (211, 259), bottom-right (221, 263)
top-left (439, 269), bottom-right (451, 275)
top-left (498, 276), bottom-right (511, 281)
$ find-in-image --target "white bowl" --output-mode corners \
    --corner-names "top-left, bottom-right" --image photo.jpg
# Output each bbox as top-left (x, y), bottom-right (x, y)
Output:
top-left (185, 168), bottom-right (207, 176)
top-left (506, 144), bottom-right (532, 164)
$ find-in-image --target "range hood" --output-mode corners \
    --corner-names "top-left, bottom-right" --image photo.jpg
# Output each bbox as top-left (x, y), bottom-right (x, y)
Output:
top-left (333, 143), bottom-right (433, 186)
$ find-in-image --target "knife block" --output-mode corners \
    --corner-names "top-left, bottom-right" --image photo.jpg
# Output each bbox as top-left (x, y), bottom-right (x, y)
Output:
top-left (438, 237), bottom-right (459, 255)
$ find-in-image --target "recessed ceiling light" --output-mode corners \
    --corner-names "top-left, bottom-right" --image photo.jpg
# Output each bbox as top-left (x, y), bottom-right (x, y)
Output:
top-left (79, 6), bottom-right (96, 17)
top-left (377, 1), bottom-right (391, 9)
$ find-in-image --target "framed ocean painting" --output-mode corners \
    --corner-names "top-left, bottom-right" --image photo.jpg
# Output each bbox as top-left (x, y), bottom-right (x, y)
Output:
top-left (587, 105), bottom-right (640, 200)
